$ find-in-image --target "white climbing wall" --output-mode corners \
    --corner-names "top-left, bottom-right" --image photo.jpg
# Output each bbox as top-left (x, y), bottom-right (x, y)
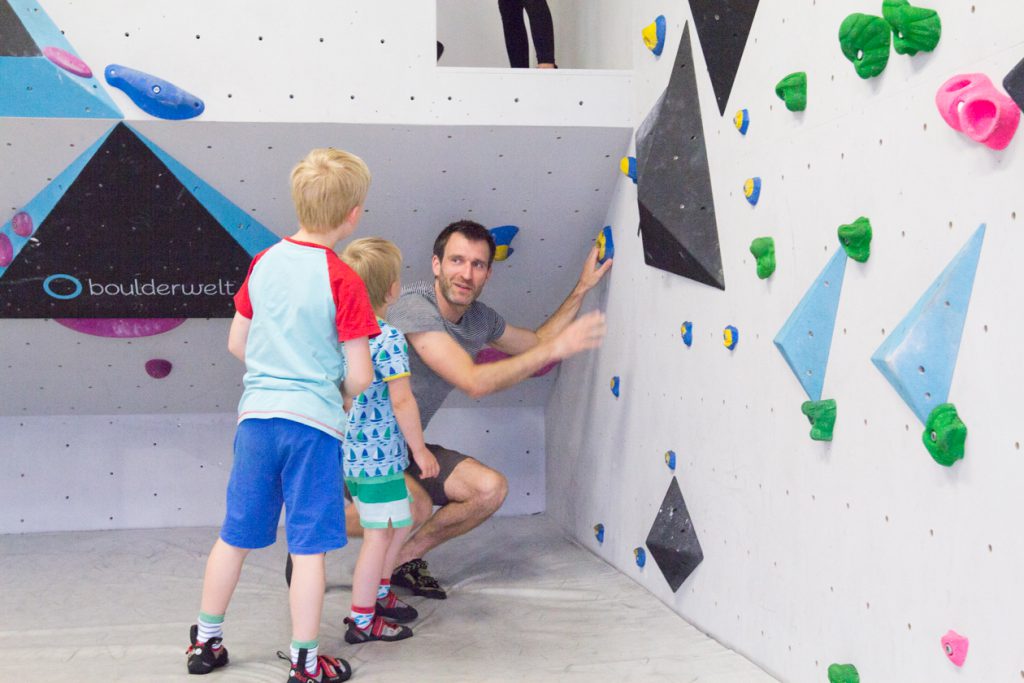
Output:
top-left (548, 1), bottom-right (1024, 682)
top-left (0, 1), bottom-right (631, 531)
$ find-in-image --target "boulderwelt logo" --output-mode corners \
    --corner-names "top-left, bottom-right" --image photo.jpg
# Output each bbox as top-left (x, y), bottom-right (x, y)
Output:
top-left (42, 274), bottom-right (238, 301)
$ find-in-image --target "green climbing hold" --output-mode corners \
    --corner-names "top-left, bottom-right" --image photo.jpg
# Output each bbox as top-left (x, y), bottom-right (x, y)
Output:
top-left (827, 663), bottom-right (860, 683)
top-left (775, 72), bottom-right (807, 111)
top-left (838, 217), bottom-right (872, 263)
top-left (801, 399), bottom-right (837, 441)
top-left (749, 237), bottom-right (776, 279)
top-left (839, 13), bottom-right (891, 79)
top-left (882, 0), bottom-right (941, 56)
top-left (923, 403), bottom-right (967, 466)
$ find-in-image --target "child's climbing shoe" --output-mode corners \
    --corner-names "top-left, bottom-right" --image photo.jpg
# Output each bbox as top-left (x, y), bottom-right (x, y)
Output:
top-left (376, 590), bottom-right (418, 623)
top-left (344, 615), bottom-right (413, 644)
top-left (282, 649), bottom-right (352, 683)
top-left (186, 624), bottom-right (229, 674)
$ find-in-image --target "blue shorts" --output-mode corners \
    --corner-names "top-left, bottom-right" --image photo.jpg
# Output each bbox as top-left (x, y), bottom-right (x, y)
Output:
top-left (220, 418), bottom-right (346, 555)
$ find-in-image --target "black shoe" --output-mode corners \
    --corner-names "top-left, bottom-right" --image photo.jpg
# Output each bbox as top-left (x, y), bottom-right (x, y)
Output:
top-left (391, 558), bottom-right (447, 600)
top-left (344, 616), bottom-right (413, 644)
top-left (186, 624), bottom-right (229, 675)
top-left (280, 648), bottom-right (352, 682)
top-left (376, 591), bottom-right (418, 623)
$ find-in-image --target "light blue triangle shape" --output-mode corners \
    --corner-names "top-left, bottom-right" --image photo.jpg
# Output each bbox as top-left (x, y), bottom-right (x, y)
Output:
top-left (130, 126), bottom-right (278, 256)
top-left (0, 125), bottom-right (116, 279)
top-left (871, 225), bottom-right (986, 424)
top-left (1, 1), bottom-right (121, 118)
top-left (773, 249), bottom-right (848, 401)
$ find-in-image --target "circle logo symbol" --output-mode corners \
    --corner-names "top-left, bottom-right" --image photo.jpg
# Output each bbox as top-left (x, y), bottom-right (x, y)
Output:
top-left (43, 274), bottom-right (83, 300)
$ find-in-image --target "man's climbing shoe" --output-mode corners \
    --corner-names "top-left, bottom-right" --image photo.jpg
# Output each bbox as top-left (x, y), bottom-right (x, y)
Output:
top-left (186, 624), bottom-right (229, 675)
top-left (376, 590), bottom-right (418, 623)
top-left (344, 616), bottom-right (413, 644)
top-left (391, 558), bottom-right (447, 599)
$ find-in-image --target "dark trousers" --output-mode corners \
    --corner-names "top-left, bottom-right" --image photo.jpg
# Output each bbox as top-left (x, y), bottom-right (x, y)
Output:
top-left (497, 0), bottom-right (555, 67)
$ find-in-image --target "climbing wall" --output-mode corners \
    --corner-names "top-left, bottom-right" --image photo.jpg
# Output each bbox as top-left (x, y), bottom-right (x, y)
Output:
top-left (548, 1), bottom-right (1024, 681)
top-left (0, 0), bottom-right (631, 531)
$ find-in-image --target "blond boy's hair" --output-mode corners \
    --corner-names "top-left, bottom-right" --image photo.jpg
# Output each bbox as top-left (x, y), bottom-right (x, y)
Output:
top-left (290, 148), bottom-right (371, 232)
top-left (340, 238), bottom-right (402, 315)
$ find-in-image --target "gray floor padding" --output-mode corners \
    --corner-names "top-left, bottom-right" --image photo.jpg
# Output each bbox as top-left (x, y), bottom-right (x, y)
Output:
top-left (0, 514), bottom-right (778, 682)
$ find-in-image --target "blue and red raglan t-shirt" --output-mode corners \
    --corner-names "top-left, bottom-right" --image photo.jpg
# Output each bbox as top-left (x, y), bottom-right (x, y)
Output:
top-left (233, 238), bottom-right (380, 439)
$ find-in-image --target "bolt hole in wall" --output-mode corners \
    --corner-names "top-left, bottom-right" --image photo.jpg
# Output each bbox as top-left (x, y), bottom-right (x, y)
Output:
top-left (436, 0), bottom-right (631, 69)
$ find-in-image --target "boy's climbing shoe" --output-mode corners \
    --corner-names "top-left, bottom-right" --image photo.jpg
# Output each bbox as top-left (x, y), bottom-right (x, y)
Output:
top-left (391, 558), bottom-right (447, 599)
top-left (376, 590), bottom-right (418, 623)
top-left (186, 624), bottom-right (229, 674)
top-left (280, 649), bottom-right (352, 683)
top-left (344, 615), bottom-right (413, 644)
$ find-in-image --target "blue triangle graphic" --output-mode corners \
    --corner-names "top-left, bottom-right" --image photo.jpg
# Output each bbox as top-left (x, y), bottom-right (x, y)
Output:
top-left (774, 249), bottom-right (848, 401)
top-left (0, 1), bottom-right (121, 118)
top-left (131, 126), bottom-right (277, 256)
top-left (871, 225), bottom-right (986, 423)
top-left (0, 126), bottom-right (116, 279)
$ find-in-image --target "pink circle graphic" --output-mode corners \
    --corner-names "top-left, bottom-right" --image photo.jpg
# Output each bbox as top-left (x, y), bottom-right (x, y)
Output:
top-left (54, 318), bottom-right (186, 338)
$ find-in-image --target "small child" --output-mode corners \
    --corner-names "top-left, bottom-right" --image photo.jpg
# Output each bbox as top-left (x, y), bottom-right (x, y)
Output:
top-left (186, 148), bottom-right (380, 683)
top-left (338, 237), bottom-right (440, 643)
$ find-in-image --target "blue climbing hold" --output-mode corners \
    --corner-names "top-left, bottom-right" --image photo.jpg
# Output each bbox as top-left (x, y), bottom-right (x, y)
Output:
top-left (665, 450), bottom-right (677, 470)
top-left (489, 225), bottom-right (519, 262)
top-left (642, 15), bottom-right (667, 57)
top-left (872, 225), bottom-right (985, 424)
top-left (634, 547), bottom-right (647, 568)
top-left (723, 325), bottom-right (739, 350)
top-left (620, 156), bottom-right (637, 184)
top-left (680, 321), bottom-right (693, 347)
top-left (774, 249), bottom-right (848, 401)
top-left (610, 376), bottom-right (620, 398)
top-left (734, 108), bottom-right (750, 135)
top-left (744, 177), bottom-right (762, 206)
top-left (594, 523), bottom-right (605, 543)
top-left (105, 64), bottom-right (205, 120)
top-left (596, 225), bottom-right (615, 264)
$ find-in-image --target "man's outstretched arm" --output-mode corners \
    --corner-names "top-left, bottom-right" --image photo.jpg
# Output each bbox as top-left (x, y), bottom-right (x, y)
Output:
top-left (489, 244), bottom-right (612, 357)
top-left (408, 309), bottom-right (606, 400)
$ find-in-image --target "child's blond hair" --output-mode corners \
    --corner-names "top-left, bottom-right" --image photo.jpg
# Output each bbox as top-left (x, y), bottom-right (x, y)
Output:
top-left (290, 148), bottom-right (371, 232)
top-left (340, 238), bottom-right (402, 316)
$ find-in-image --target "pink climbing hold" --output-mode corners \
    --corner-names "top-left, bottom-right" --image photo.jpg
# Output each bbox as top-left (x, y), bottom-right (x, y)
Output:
top-left (42, 46), bottom-right (93, 78)
top-left (941, 630), bottom-right (968, 666)
top-left (11, 212), bottom-right (33, 237)
top-left (55, 318), bottom-right (186, 338)
top-left (475, 347), bottom-right (559, 377)
top-left (145, 358), bottom-right (173, 379)
top-left (935, 73), bottom-right (1021, 150)
top-left (0, 233), bottom-right (12, 267)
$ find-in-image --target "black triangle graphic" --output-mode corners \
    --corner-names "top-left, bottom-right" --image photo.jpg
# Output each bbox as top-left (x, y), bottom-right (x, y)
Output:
top-left (0, 123), bottom-right (254, 318)
top-left (1, 0), bottom-right (41, 57)
top-left (636, 23), bottom-right (725, 290)
top-left (688, 0), bottom-right (759, 116)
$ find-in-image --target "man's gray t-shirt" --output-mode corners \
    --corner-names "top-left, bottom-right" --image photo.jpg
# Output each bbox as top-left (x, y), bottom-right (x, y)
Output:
top-left (387, 281), bottom-right (506, 427)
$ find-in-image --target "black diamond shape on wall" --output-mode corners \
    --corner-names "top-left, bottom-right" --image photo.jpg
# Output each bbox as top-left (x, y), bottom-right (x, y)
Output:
top-left (636, 22), bottom-right (724, 290)
top-left (645, 477), bottom-right (703, 592)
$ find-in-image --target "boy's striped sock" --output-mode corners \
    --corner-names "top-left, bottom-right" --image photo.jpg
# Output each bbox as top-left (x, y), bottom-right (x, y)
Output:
top-left (350, 605), bottom-right (374, 630)
top-left (377, 579), bottom-right (391, 601)
top-left (196, 612), bottom-right (224, 646)
top-left (291, 640), bottom-right (318, 676)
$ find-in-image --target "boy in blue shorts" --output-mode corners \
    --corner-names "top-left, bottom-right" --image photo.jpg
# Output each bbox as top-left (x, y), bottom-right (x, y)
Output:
top-left (186, 148), bottom-right (381, 683)
top-left (338, 238), bottom-right (440, 643)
